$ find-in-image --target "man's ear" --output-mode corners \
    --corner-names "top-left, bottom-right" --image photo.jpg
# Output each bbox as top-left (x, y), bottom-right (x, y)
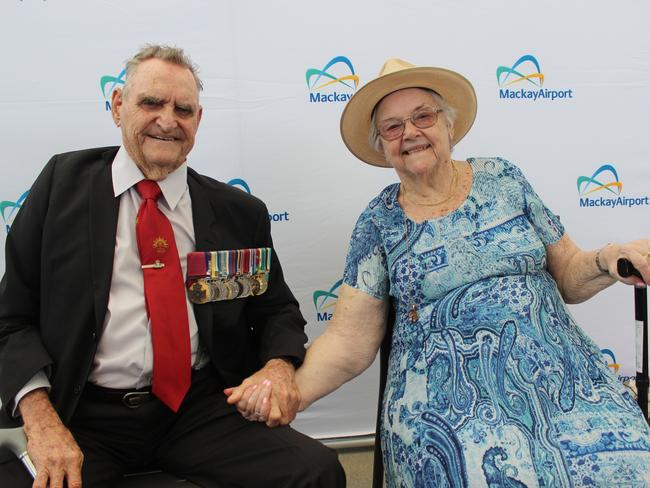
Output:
top-left (111, 88), bottom-right (123, 127)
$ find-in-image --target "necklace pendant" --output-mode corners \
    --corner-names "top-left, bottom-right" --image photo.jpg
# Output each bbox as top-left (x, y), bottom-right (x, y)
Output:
top-left (408, 304), bottom-right (419, 323)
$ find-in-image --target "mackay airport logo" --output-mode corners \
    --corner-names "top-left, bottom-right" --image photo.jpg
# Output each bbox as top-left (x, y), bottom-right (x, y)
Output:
top-left (313, 279), bottom-right (342, 322)
top-left (100, 68), bottom-right (126, 111)
top-left (227, 178), bottom-right (290, 222)
top-left (577, 164), bottom-right (649, 209)
top-left (306, 56), bottom-right (358, 103)
top-left (1, 190), bottom-right (29, 233)
top-left (601, 348), bottom-right (634, 382)
top-left (497, 54), bottom-right (573, 101)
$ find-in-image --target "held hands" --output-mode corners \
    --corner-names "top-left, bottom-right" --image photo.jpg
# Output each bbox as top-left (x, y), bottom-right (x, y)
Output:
top-left (19, 389), bottom-right (84, 488)
top-left (598, 239), bottom-right (650, 285)
top-left (224, 358), bottom-right (301, 427)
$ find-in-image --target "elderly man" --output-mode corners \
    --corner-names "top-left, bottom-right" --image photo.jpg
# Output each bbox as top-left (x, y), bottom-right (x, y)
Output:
top-left (0, 45), bottom-right (345, 488)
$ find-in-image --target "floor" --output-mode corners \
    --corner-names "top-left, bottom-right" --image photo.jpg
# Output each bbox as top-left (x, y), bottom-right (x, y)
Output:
top-left (338, 445), bottom-right (377, 488)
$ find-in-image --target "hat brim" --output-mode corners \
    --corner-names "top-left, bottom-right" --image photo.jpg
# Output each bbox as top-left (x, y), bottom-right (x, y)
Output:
top-left (340, 66), bottom-right (477, 167)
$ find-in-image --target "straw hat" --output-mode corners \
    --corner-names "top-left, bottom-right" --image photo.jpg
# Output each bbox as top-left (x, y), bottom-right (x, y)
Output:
top-left (340, 58), bottom-right (477, 167)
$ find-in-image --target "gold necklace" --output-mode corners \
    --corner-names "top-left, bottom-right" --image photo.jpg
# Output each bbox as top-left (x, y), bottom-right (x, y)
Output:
top-left (403, 223), bottom-right (420, 323)
top-left (402, 163), bottom-right (458, 323)
top-left (401, 162), bottom-right (459, 208)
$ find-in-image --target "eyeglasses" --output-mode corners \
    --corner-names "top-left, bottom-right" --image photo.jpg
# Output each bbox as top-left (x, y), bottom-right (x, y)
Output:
top-left (376, 106), bottom-right (444, 141)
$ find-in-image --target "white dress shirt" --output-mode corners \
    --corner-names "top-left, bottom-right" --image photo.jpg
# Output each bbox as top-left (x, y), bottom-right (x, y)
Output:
top-left (13, 147), bottom-right (207, 413)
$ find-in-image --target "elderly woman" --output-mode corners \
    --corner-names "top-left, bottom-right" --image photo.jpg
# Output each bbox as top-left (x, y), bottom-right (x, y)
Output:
top-left (232, 59), bottom-right (650, 486)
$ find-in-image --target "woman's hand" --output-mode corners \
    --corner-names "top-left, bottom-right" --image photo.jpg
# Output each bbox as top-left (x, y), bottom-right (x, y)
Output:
top-left (597, 240), bottom-right (650, 285)
top-left (547, 234), bottom-right (649, 304)
top-left (224, 358), bottom-right (300, 427)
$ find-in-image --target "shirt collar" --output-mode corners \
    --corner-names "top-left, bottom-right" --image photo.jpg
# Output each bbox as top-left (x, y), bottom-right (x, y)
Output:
top-left (112, 146), bottom-right (188, 210)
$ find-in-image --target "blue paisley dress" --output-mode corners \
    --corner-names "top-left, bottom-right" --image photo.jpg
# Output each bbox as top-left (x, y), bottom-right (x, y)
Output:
top-left (343, 158), bottom-right (650, 487)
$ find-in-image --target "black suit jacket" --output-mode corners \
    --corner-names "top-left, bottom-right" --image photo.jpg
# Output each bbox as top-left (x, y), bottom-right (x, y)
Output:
top-left (0, 146), bottom-right (307, 423)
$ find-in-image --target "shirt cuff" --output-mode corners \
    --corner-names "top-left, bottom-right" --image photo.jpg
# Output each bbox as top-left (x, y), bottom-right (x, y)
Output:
top-left (11, 370), bottom-right (51, 418)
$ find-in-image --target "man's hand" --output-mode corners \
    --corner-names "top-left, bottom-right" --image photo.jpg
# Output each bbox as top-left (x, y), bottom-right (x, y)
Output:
top-left (19, 389), bottom-right (83, 488)
top-left (224, 358), bottom-right (301, 427)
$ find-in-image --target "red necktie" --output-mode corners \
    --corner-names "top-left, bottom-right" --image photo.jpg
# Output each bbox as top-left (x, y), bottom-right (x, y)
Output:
top-left (135, 180), bottom-right (191, 412)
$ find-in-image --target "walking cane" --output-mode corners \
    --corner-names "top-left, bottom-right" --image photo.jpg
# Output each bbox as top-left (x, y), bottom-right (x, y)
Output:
top-left (617, 258), bottom-right (648, 423)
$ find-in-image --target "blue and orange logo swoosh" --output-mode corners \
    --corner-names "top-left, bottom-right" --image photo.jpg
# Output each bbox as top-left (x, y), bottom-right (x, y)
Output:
top-left (1, 190), bottom-right (29, 233)
top-left (497, 55), bottom-right (544, 88)
top-left (577, 164), bottom-right (622, 196)
top-left (601, 348), bottom-right (620, 374)
top-left (306, 56), bottom-right (358, 92)
top-left (313, 279), bottom-right (343, 312)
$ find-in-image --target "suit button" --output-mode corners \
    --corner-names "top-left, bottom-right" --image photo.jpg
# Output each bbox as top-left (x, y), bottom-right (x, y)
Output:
top-left (73, 384), bottom-right (81, 395)
top-left (91, 332), bottom-right (97, 341)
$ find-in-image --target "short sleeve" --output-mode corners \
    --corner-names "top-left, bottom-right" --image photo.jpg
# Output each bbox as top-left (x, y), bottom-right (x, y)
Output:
top-left (342, 208), bottom-right (389, 300)
top-left (504, 159), bottom-right (565, 245)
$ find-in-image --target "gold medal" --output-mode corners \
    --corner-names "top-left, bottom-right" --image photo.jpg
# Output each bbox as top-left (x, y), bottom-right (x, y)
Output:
top-left (251, 276), bottom-right (260, 295)
top-left (210, 279), bottom-right (226, 301)
top-left (222, 279), bottom-right (240, 300)
top-left (188, 279), bottom-right (211, 304)
top-left (236, 275), bottom-right (253, 298)
top-left (252, 273), bottom-right (269, 296)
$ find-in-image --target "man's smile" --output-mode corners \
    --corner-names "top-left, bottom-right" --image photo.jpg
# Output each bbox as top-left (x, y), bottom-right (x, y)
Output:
top-left (148, 134), bottom-right (177, 142)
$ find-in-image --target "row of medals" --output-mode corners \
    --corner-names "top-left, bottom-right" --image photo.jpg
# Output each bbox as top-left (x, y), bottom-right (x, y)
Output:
top-left (188, 273), bottom-right (269, 304)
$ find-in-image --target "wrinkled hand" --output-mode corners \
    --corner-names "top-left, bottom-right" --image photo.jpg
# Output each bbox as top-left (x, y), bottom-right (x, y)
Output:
top-left (224, 358), bottom-right (301, 427)
top-left (601, 239), bottom-right (650, 285)
top-left (20, 389), bottom-right (84, 488)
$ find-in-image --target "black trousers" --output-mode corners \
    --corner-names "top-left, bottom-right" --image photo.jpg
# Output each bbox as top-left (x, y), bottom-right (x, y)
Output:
top-left (0, 367), bottom-right (345, 487)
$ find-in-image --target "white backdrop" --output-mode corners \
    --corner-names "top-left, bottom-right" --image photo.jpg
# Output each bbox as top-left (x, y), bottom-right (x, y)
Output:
top-left (1, 0), bottom-right (649, 439)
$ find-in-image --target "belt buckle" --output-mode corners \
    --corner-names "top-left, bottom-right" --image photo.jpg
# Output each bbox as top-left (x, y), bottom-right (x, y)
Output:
top-left (122, 391), bottom-right (150, 409)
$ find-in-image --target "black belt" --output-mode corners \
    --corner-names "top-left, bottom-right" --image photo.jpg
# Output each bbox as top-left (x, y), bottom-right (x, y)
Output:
top-left (84, 366), bottom-right (215, 409)
top-left (83, 383), bottom-right (153, 409)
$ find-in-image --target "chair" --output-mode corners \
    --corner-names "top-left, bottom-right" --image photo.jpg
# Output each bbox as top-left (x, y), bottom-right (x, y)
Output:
top-left (372, 304), bottom-right (395, 488)
top-left (0, 418), bottom-right (198, 487)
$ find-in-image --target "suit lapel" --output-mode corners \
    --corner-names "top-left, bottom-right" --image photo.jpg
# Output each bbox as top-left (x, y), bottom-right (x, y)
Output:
top-left (188, 174), bottom-right (220, 252)
top-left (89, 148), bottom-right (120, 335)
top-left (187, 174), bottom-right (219, 340)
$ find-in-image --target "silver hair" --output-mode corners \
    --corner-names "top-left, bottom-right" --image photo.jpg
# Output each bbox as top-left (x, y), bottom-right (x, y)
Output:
top-left (123, 44), bottom-right (203, 94)
top-left (368, 88), bottom-right (457, 153)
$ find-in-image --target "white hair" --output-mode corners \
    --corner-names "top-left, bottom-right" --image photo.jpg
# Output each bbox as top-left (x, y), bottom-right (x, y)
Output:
top-left (123, 44), bottom-right (203, 95)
